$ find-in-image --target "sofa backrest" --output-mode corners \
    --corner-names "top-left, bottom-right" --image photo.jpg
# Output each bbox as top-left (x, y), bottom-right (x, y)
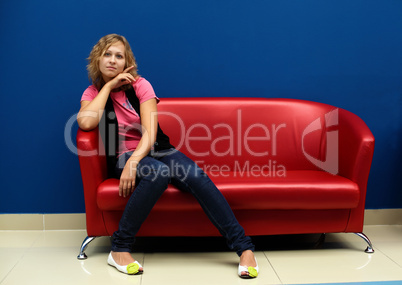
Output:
top-left (157, 98), bottom-right (338, 173)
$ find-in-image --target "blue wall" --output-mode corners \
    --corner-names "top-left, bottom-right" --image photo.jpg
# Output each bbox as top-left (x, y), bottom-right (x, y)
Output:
top-left (0, 0), bottom-right (401, 213)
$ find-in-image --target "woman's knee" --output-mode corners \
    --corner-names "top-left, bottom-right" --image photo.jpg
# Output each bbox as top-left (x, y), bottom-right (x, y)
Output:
top-left (184, 165), bottom-right (210, 184)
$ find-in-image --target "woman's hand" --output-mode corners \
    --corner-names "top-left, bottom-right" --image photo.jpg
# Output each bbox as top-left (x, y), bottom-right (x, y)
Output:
top-left (119, 159), bottom-right (138, 197)
top-left (106, 66), bottom-right (136, 90)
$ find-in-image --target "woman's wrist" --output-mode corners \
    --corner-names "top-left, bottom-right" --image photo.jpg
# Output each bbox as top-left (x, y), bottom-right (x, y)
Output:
top-left (124, 158), bottom-right (139, 175)
top-left (102, 81), bottom-right (114, 93)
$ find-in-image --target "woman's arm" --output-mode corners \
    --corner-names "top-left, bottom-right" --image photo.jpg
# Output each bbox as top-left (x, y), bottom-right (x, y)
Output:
top-left (77, 67), bottom-right (136, 131)
top-left (119, 98), bottom-right (158, 197)
top-left (77, 84), bottom-right (113, 131)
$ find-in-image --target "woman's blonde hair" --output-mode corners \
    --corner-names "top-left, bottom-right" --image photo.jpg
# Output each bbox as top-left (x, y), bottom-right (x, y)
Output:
top-left (87, 34), bottom-right (139, 90)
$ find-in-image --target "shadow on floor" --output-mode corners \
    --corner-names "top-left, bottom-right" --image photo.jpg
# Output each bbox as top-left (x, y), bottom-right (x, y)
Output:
top-left (130, 233), bottom-right (335, 253)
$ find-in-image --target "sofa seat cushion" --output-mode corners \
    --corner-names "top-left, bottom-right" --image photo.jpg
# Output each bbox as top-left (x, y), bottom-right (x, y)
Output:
top-left (97, 170), bottom-right (359, 211)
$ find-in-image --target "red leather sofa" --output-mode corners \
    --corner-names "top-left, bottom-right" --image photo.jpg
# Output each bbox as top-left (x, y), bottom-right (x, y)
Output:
top-left (77, 98), bottom-right (375, 259)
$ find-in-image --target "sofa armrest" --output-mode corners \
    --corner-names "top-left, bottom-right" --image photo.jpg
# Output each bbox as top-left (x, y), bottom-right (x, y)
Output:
top-left (338, 109), bottom-right (375, 231)
top-left (77, 127), bottom-right (108, 236)
top-left (338, 109), bottom-right (375, 183)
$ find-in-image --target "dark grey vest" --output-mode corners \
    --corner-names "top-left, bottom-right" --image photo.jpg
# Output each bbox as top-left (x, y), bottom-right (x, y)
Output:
top-left (99, 86), bottom-right (174, 177)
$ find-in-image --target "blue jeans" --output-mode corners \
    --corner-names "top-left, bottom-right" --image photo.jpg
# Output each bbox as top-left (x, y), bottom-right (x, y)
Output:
top-left (112, 148), bottom-right (255, 256)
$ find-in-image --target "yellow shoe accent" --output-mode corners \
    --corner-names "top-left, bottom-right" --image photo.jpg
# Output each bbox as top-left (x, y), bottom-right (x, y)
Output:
top-left (247, 266), bottom-right (258, 278)
top-left (126, 262), bottom-right (140, 275)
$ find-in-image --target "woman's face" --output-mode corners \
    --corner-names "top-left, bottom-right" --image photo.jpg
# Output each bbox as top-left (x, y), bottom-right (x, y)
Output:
top-left (99, 41), bottom-right (126, 83)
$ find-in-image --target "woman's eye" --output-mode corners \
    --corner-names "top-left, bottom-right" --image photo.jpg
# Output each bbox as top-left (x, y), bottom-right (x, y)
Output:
top-left (116, 55), bottom-right (123, 59)
top-left (104, 52), bottom-right (111, 57)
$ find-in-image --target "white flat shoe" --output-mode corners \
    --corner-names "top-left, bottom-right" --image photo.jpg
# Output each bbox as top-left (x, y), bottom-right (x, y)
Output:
top-left (238, 257), bottom-right (259, 278)
top-left (107, 252), bottom-right (143, 275)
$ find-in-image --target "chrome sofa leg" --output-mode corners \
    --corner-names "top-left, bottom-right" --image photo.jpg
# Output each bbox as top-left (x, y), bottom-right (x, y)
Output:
top-left (354, 232), bottom-right (374, 253)
top-left (77, 236), bottom-right (96, 260)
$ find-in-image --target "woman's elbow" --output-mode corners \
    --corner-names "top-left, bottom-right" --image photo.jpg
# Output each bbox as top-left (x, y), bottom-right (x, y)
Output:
top-left (77, 118), bottom-right (97, 131)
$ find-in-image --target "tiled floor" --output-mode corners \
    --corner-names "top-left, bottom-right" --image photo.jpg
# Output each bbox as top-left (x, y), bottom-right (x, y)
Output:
top-left (0, 225), bottom-right (401, 285)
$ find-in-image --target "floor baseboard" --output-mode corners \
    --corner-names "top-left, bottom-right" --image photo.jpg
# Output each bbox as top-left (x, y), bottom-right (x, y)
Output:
top-left (0, 209), bottom-right (401, 230)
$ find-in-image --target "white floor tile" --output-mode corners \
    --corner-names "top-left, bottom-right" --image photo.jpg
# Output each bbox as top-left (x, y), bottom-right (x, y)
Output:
top-left (141, 251), bottom-right (279, 285)
top-left (0, 225), bottom-right (401, 285)
top-left (1, 244), bottom-right (144, 285)
top-left (266, 248), bottom-right (402, 284)
top-left (0, 248), bottom-right (26, 282)
top-left (364, 225), bottom-right (402, 267)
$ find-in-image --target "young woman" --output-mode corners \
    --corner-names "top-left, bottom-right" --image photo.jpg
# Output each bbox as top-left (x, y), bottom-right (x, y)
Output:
top-left (77, 34), bottom-right (258, 278)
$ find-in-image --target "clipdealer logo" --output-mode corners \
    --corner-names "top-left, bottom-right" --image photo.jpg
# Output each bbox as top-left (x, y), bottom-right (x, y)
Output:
top-left (302, 108), bottom-right (339, 175)
top-left (65, 108), bottom-right (340, 176)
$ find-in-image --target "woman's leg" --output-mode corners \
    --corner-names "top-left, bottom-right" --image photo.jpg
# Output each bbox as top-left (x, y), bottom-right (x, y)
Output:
top-left (111, 153), bottom-right (170, 253)
top-left (158, 149), bottom-right (255, 257)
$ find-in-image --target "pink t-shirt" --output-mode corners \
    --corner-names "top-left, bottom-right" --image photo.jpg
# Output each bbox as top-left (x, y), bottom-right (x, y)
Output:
top-left (80, 77), bottom-right (159, 156)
